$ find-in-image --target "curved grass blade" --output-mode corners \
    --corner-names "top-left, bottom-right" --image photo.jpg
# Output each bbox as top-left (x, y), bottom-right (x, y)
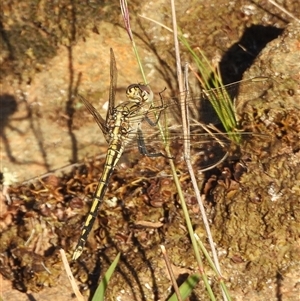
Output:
top-left (167, 273), bottom-right (201, 301)
top-left (91, 252), bottom-right (121, 301)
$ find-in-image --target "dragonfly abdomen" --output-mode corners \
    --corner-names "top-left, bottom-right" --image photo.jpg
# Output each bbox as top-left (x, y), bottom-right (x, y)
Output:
top-left (72, 143), bottom-right (126, 260)
top-left (72, 112), bottom-right (130, 260)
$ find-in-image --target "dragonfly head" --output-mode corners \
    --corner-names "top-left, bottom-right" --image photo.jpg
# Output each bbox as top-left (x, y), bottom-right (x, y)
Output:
top-left (126, 83), bottom-right (154, 103)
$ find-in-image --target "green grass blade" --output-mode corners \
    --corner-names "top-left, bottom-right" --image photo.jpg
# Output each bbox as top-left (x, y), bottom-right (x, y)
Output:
top-left (180, 34), bottom-right (241, 143)
top-left (167, 274), bottom-right (201, 301)
top-left (91, 252), bottom-right (121, 301)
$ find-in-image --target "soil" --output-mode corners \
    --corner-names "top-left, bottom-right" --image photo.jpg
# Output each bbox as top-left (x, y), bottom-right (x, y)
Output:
top-left (0, 0), bottom-right (300, 301)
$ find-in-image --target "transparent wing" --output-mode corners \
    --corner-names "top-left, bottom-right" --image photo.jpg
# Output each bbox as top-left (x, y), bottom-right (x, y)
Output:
top-left (118, 77), bottom-right (273, 169)
top-left (115, 76), bottom-right (274, 143)
top-left (124, 120), bottom-right (269, 169)
top-left (124, 77), bottom-right (272, 140)
top-left (108, 48), bottom-right (118, 118)
top-left (83, 76), bottom-right (273, 170)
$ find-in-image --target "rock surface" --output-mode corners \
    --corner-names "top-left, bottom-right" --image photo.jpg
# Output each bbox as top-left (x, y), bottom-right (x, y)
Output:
top-left (1, 1), bottom-right (300, 301)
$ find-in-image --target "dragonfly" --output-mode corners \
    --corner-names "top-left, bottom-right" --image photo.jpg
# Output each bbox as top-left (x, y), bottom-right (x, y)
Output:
top-left (72, 48), bottom-right (272, 260)
top-left (72, 49), bottom-right (169, 260)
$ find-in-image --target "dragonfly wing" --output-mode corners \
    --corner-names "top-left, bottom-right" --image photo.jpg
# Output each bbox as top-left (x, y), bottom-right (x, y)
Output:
top-left (129, 77), bottom-right (274, 127)
top-left (108, 48), bottom-right (118, 119)
top-left (78, 94), bottom-right (108, 136)
top-left (123, 102), bottom-right (271, 170)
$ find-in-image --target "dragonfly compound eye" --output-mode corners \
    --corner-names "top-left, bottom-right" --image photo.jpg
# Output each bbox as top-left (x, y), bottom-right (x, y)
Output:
top-left (126, 84), bottom-right (142, 100)
top-left (126, 83), bottom-right (153, 102)
top-left (126, 83), bottom-right (151, 103)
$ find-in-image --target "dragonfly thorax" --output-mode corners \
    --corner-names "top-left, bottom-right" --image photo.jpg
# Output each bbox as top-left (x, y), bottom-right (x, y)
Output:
top-left (107, 106), bottom-right (138, 139)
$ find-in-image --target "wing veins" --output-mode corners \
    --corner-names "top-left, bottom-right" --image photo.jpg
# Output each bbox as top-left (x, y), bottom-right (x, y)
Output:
top-left (78, 94), bottom-right (108, 135)
top-left (108, 48), bottom-right (117, 120)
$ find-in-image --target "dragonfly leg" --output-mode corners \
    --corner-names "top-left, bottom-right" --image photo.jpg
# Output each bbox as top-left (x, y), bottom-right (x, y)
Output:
top-left (144, 111), bottom-right (162, 126)
top-left (144, 87), bottom-right (167, 126)
top-left (138, 89), bottom-right (174, 158)
top-left (137, 127), bottom-right (173, 159)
